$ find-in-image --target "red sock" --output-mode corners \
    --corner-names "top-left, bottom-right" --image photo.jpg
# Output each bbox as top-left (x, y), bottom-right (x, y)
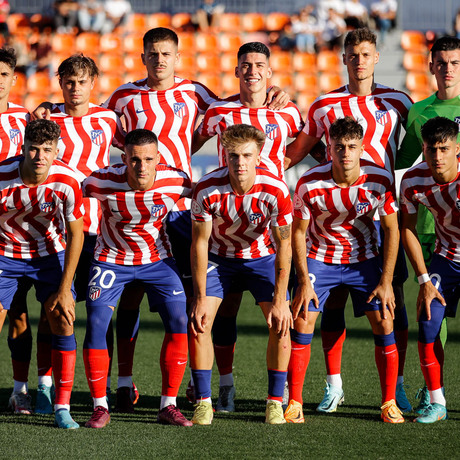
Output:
top-left (394, 329), bottom-right (408, 377)
top-left (418, 340), bottom-right (443, 391)
top-left (322, 329), bottom-right (346, 375)
top-left (12, 359), bottom-right (30, 383)
top-left (52, 349), bottom-right (76, 405)
top-left (214, 344), bottom-right (235, 376)
top-left (83, 348), bottom-right (109, 398)
top-left (37, 338), bottom-right (52, 377)
top-left (160, 333), bottom-right (188, 397)
top-left (287, 342), bottom-right (311, 404)
top-left (375, 343), bottom-right (398, 403)
top-left (117, 336), bottom-right (138, 377)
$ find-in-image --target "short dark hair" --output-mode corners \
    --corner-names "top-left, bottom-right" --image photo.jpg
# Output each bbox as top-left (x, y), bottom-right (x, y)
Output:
top-left (344, 27), bottom-right (377, 48)
top-left (143, 27), bottom-right (178, 49)
top-left (57, 54), bottom-right (99, 80)
top-left (0, 47), bottom-right (16, 69)
top-left (125, 129), bottom-right (158, 148)
top-left (24, 119), bottom-right (61, 144)
top-left (421, 117), bottom-right (459, 145)
top-left (237, 42), bottom-right (270, 60)
top-left (221, 124), bottom-right (266, 153)
top-left (329, 116), bottom-right (364, 141)
top-left (431, 36), bottom-right (460, 59)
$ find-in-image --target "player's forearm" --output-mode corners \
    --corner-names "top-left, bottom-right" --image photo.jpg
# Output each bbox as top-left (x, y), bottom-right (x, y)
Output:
top-left (190, 238), bottom-right (209, 299)
top-left (273, 238), bottom-right (292, 301)
top-left (60, 219), bottom-right (84, 292)
top-left (380, 222), bottom-right (399, 285)
top-left (401, 222), bottom-right (429, 277)
top-left (292, 226), bottom-right (309, 284)
top-left (191, 130), bottom-right (210, 155)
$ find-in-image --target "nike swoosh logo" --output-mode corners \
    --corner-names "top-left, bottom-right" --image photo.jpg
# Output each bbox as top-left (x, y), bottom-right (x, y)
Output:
top-left (182, 274), bottom-right (192, 279)
top-left (111, 209), bottom-right (119, 212)
top-left (60, 379), bottom-right (73, 384)
top-left (89, 377), bottom-right (104, 382)
top-left (173, 290), bottom-right (184, 295)
top-left (136, 109), bottom-right (149, 113)
top-left (177, 361), bottom-right (187, 365)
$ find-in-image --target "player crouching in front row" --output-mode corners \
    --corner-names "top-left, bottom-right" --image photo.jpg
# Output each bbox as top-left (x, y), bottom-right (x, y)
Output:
top-left (189, 124), bottom-right (293, 425)
top-left (287, 116), bottom-right (404, 424)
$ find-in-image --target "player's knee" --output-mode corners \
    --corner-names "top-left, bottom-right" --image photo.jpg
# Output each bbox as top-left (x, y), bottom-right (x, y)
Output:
top-left (84, 305), bottom-right (113, 348)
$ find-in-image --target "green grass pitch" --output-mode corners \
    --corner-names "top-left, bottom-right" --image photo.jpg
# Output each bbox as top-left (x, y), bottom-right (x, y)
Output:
top-left (0, 262), bottom-right (459, 459)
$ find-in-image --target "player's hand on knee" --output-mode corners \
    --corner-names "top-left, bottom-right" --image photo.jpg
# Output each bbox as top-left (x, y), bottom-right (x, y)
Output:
top-left (190, 297), bottom-right (208, 336)
top-left (44, 290), bottom-right (75, 326)
top-left (367, 282), bottom-right (395, 320)
top-left (267, 299), bottom-right (293, 336)
top-left (292, 282), bottom-right (318, 321)
top-left (416, 282), bottom-right (446, 322)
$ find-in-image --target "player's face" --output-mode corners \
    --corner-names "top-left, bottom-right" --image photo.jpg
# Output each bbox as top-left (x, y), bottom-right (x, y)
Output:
top-left (59, 71), bottom-right (94, 108)
top-left (225, 141), bottom-right (261, 188)
top-left (236, 52), bottom-right (272, 94)
top-left (329, 136), bottom-right (364, 172)
top-left (430, 49), bottom-right (460, 93)
top-left (343, 41), bottom-right (379, 82)
top-left (142, 40), bottom-right (179, 87)
top-left (122, 142), bottom-right (160, 191)
top-left (0, 62), bottom-right (16, 100)
top-left (423, 138), bottom-right (460, 182)
top-left (21, 140), bottom-right (58, 177)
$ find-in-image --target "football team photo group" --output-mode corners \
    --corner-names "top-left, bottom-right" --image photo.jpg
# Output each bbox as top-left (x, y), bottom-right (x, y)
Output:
top-left (0, 20), bottom-right (459, 435)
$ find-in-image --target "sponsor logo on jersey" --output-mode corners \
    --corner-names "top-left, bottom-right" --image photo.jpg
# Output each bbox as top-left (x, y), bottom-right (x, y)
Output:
top-left (91, 129), bottom-right (105, 146)
top-left (151, 204), bottom-right (166, 217)
top-left (9, 128), bottom-right (22, 145)
top-left (174, 102), bottom-right (187, 118)
top-left (454, 117), bottom-right (460, 130)
top-left (265, 123), bottom-right (279, 140)
top-left (249, 212), bottom-right (264, 224)
top-left (89, 286), bottom-right (101, 301)
top-left (40, 201), bottom-right (56, 213)
top-left (356, 201), bottom-right (370, 214)
top-left (375, 110), bottom-right (390, 125)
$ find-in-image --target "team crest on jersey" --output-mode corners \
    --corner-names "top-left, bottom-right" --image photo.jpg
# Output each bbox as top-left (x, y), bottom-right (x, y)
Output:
top-left (456, 199), bottom-right (460, 212)
top-left (174, 103), bottom-right (187, 118)
top-left (375, 110), bottom-right (390, 125)
top-left (9, 128), bottom-right (22, 145)
top-left (356, 201), bottom-right (370, 214)
top-left (151, 204), bottom-right (166, 217)
top-left (249, 212), bottom-right (264, 225)
top-left (89, 286), bottom-right (101, 301)
top-left (40, 202), bottom-right (55, 213)
top-left (91, 129), bottom-right (105, 146)
top-left (265, 124), bottom-right (279, 140)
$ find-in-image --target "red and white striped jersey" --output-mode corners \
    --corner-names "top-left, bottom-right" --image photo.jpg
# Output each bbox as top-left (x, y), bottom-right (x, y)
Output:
top-left (400, 160), bottom-right (460, 263)
top-left (0, 103), bottom-right (29, 161)
top-left (304, 84), bottom-right (412, 174)
top-left (103, 76), bottom-right (218, 181)
top-left (294, 159), bottom-right (398, 264)
top-left (192, 167), bottom-right (293, 259)
top-left (198, 95), bottom-right (304, 179)
top-left (82, 164), bottom-right (192, 265)
top-left (0, 156), bottom-right (83, 259)
top-left (49, 103), bottom-right (122, 235)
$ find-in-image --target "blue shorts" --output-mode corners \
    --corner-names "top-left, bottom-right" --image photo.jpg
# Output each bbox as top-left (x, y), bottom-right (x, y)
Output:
top-left (0, 252), bottom-right (74, 310)
top-left (375, 220), bottom-right (408, 285)
top-left (205, 253), bottom-right (288, 303)
top-left (87, 257), bottom-right (187, 311)
top-left (428, 254), bottom-right (460, 318)
top-left (303, 257), bottom-right (383, 316)
top-left (166, 210), bottom-right (192, 282)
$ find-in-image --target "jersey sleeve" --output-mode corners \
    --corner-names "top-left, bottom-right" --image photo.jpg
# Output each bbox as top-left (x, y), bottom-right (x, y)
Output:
top-left (191, 81), bottom-right (220, 115)
top-left (191, 184), bottom-right (213, 222)
top-left (63, 180), bottom-right (84, 222)
top-left (270, 189), bottom-right (293, 227)
top-left (293, 180), bottom-right (311, 220)
top-left (198, 105), bottom-right (219, 137)
top-left (399, 174), bottom-right (418, 214)
top-left (302, 98), bottom-right (325, 139)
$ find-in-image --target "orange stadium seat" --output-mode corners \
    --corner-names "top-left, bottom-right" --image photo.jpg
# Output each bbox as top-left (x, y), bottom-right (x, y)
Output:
top-left (405, 71), bottom-right (431, 92)
top-left (400, 31), bottom-right (427, 53)
top-left (50, 76), bottom-right (62, 95)
top-left (218, 33), bottom-right (242, 53)
top-left (294, 74), bottom-right (318, 93)
top-left (75, 32), bottom-right (100, 53)
top-left (51, 33), bottom-right (76, 54)
top-left (221, 72), bottom-right (239, 97)
top-left (265, 12), bottom-right (290, 32)
top-left (319, 72), bottom-right (342, 93)
top-left (100, 33), bottom-right (123, 54)
top-left (402, 52), bottom-right (428, 72)
top-left (148, 13), bottom-right (171, 28)
top-left (98, 75), bottom-right (124, 98)
top-left (7, 13), bottom-right (30, 34)
top-left (196, 54), bottom-right (220, 74)
top-left (24, 94), bottom-right (49, 112)
top-left (99, 55), bottom-right (124, 75)
top-left (10, 72), bottom-right (27, 98)
top-left (195, 33), bottom-right (218, 53)
top-left (217, 13), bottom-right (240, 32)
top-left (9, 93), bottom-right (24, 106)
top-left (269, 73), bottom-right (293, 93)
top-left (196, 73), bottom-right (221, 95)
top-left (124, 33), bottom-right (144, 54)
top-left (293, 53), bottom-right (317, 73)
top-left (124, 13), bottom-right (147, 33)
top-left (409, 91), bottom-right (431, 103)
top-left (269, 51), bottom-right (292, 72)
top-left (176, 53), bottom-right (196, 78)
top-left (124, 54), bottom-right (143, 74)
top-left (177, 32), bottom-right (195, 53)
top-left (27, 72), bottom-right (51, 94)
top-left (241, 13), bottom-right (265, 32)
top-left (124, 71), bottom-right (145, 84)
top-left (171, 13), bottom-right (192, 31)
top-left (295, 92), bottom-right (317, 114)
top-left (317, 50), bottom-right (341, 73)
top-left (220, 52), bottom-right (237, 73)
